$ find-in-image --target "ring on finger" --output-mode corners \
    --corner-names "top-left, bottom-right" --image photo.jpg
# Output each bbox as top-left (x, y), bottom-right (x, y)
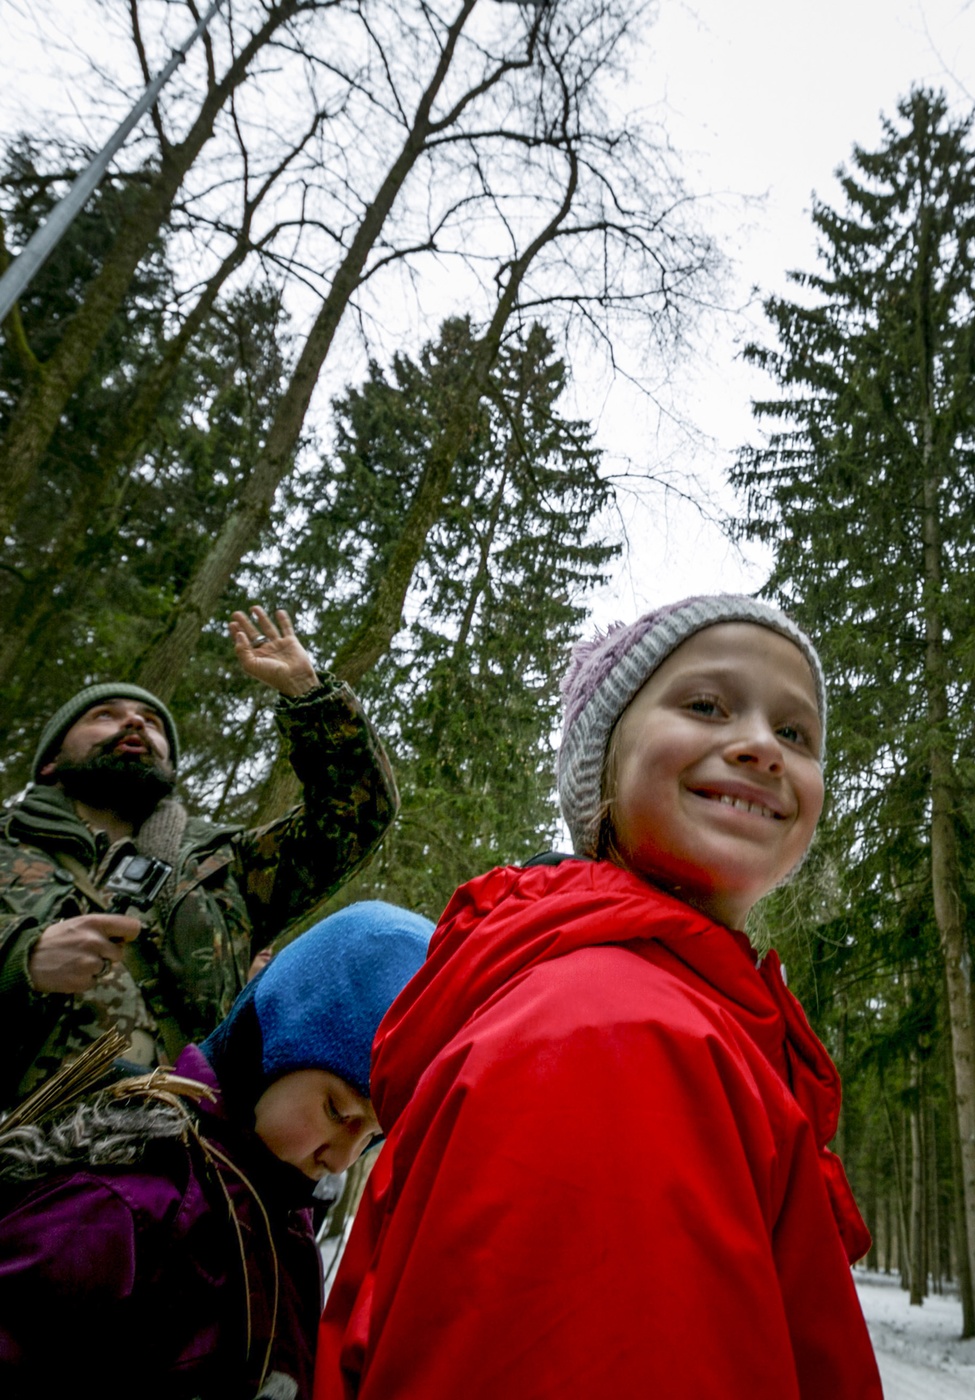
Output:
top-left (97, 956), bottom-right (113, 980)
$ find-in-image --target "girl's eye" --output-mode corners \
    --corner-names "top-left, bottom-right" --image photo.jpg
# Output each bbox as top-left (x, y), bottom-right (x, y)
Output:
top-left (685, 694), bottom-right (723, 717)
top-left (326, 1097), bottom-right (356, 1128)
top-left (777, 723), bottom-right (813, 749)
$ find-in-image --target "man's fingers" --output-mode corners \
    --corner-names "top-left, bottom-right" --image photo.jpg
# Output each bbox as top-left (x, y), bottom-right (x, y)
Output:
top-left (249, 604), bottom-right (280, 640)
top-left (88, 914), bottom-right (142, 944)
top-left (229, 605), bottom-right (295, 651)
top-left (229, 610), bottom-right (260, 644)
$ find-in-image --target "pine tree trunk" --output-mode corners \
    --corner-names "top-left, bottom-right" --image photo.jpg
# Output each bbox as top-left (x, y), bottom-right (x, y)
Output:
top-left (900, 1109), bottom-right (912, 1293)
top-left (833, 996), bottom-right (848, 1161)
top-left (919, 407), bottom-right (975, 1329)
top-left (928, 1097), bottom-right (942, 1294)
top-left (864, 1120), bottom-right (878, 1271)
top-left (909, 1056), bottom-right (925, 1304)
top-left (946, 1000), bottom-right (975, 1334)
top-left (882, 1077), bottom-right (913, 1293)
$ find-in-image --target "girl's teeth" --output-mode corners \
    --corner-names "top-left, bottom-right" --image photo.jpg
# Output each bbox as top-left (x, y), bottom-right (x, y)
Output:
top-left (716, 794), bottom-right (774, 818)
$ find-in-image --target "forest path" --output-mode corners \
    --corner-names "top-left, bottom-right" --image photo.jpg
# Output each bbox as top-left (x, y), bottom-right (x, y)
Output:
top-left (874, 1350), bottom-right (973, 1398)
top-left (855, 1270), bottom-right (975, 1398)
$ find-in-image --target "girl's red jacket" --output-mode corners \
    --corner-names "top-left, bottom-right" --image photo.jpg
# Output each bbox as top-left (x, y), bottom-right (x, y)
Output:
top-left (316, 859), bottom-right (882, 1399)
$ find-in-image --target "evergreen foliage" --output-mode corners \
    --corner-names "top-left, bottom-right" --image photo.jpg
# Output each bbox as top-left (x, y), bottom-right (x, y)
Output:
top-left (734, 88), bottom-right (975, 1326)
top-left (0, 142), bottom-right (293, 785)
top-left (256, 317), bottom-right (618, 916)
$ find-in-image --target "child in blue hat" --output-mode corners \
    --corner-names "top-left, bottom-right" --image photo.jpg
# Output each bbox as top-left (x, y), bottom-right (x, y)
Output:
top-left (0, 900), bottom-right (431, 1400)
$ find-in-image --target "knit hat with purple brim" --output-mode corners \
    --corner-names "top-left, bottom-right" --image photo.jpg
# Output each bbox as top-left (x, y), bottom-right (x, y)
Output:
top-left (557, 594), bottom-right (827, 856)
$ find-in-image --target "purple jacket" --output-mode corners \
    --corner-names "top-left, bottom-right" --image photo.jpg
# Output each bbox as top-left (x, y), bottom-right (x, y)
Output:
top-left (0, 1046), bottom-right (322, 1399)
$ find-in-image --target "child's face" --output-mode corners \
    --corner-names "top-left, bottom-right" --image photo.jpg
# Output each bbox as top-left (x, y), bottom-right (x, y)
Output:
top-left (254, 1068), bottom-right (381, 1179)
top-left (608, 622), bottom-right (824, 928)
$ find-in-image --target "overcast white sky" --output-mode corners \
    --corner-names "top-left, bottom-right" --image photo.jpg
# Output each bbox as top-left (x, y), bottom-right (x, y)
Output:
top-left (591, 0), bottom-right (975, 618)
top-left (3, 0), bottom-right (975, 618)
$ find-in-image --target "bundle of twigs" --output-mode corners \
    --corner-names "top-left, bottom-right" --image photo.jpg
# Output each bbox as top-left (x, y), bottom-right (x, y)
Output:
top-left (0, 1029), bottom-right (130, 1135)
top-left (109, 1068), bottom-right (215, 1109)
top-left (0, 1032), bottom-right (216, 1140)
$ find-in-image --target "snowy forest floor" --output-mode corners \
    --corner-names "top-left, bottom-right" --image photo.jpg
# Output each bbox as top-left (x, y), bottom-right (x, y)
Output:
top-left (855, 1269), bottom-right (975, 1398)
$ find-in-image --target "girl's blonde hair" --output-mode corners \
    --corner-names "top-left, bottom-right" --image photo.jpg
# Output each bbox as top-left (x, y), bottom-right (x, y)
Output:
top-left (594, 717), bottom-right (625, 863)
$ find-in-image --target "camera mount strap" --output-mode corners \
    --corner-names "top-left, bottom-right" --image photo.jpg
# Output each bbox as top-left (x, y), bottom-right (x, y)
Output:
top-left (50, 850), bottom-right (186, 1063)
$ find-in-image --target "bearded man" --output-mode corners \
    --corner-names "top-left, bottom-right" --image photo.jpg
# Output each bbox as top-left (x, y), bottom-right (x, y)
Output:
top-left (0, 606), bottom-right (398, 1107)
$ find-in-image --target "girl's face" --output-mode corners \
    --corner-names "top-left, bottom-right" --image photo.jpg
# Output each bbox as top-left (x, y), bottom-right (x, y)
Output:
top-left (607, 623), bottom-right (824, 928)
top-left (254, 1068), bottom-right (381, 1179)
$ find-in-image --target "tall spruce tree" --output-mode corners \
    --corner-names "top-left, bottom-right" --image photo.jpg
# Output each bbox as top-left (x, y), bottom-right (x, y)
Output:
top-left (732, 89), bottom-right (975, 1329)
top-left (237, 316), bottom-right (617, 916)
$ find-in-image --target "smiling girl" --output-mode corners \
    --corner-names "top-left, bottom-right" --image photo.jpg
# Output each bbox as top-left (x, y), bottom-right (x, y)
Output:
top-left (316, 595), bottom-right (882, 1400)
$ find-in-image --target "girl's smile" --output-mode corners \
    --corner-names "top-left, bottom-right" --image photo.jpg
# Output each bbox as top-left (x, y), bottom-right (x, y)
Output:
top-left (607, 622), bottom-right (824, 928)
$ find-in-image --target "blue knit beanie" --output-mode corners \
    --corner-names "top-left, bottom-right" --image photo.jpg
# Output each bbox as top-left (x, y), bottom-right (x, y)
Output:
top-left (201, 901), bottom-right (432, 1113)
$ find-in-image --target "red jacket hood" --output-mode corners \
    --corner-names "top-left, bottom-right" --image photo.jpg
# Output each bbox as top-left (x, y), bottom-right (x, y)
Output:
top-left (371, 859), bottom-right (842, 1150)
top-left (315, 861), bottom-right (877, 1400)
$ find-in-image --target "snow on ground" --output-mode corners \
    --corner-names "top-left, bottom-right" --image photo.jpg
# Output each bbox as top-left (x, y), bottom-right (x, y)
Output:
top-left (855, 1269), bottom-right (975, 1399)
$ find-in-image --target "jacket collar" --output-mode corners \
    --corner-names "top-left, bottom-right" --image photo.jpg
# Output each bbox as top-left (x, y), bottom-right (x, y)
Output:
top-left (4, 785), bottom-right (240, 865)
top-left (4, 783), bottom-right (98, 861)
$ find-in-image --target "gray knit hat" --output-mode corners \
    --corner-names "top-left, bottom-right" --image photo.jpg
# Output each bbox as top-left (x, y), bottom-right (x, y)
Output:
top-left (33, 683), bottom-right (180, 780)
top-left (557, 595), bottom-right (827, 856)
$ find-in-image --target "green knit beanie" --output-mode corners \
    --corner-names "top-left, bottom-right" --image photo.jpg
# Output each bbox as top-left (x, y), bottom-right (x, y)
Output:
top-left (32, 684), bottom-right (180, 781)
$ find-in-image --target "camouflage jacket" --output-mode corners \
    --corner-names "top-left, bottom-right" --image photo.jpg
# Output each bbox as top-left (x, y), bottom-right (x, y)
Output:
top-left (0, 679), bottom-right (398, 1107)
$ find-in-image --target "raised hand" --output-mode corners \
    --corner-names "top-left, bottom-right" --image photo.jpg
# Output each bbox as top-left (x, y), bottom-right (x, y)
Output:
top-left (228, 605), bottom-right (319, 698)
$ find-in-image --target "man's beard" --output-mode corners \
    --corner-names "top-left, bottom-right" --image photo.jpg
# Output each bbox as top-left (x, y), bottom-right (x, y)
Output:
top-left (51, 734), bottom-right (177, 826)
